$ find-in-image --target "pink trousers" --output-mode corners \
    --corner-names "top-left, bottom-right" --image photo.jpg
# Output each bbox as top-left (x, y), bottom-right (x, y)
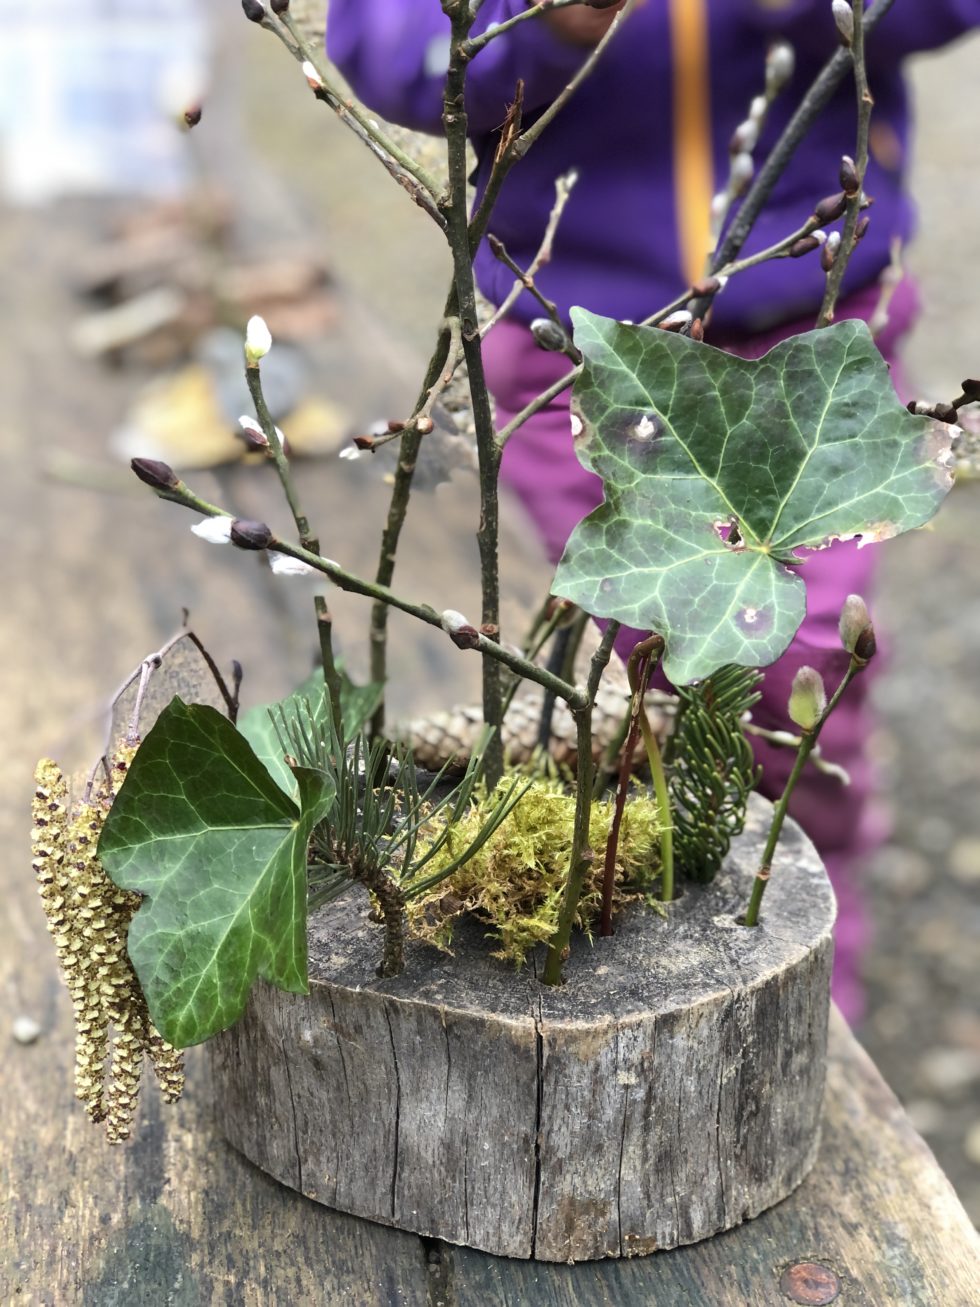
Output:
top-left (484, 281), bottom-right (920, 1022)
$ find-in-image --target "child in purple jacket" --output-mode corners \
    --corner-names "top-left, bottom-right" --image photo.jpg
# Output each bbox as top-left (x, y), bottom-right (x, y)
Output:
top-left (327, 0), bottom-right (980, 1020)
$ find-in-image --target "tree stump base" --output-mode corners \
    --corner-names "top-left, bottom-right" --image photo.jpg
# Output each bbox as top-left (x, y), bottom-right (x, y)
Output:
top-left (211, 795), bottom-right (835, 1262)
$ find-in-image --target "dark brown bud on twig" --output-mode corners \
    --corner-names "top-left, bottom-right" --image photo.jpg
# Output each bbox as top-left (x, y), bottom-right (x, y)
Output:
top-left (960, 378), bottom-right (980, 400)
top-left (853, 625), bottom-right (877, 665)
top-left (353, 434), bottom-right (376, 451)
top-left (839, 154), bottom-right (860, 196)
top-left (385, 419), bottom-right (405, 434)
top-left (241, 0), bottom-right (266, 22)
top-left (789, 234), bottom-right (822, 258)
top-left (530, 317), bottom-right (570, 353)
top-left (440, 610), bottom-right (481, 651)
top-left (270, 0), bottom-right (290, 12)
top-left (183, 106), bottom-right (202, 129)
top-left (131, 458), bottom-right (180, 492)
top-left (691, 276), bottom-right (721, 297)
top-left (813, 191), bottom-right (848, 227)
top-left (690, 318), bottom-right (705, 342)
top-left (908, 399), bottom-right (959, 423)
top-left (230, 519), bottom-right (273, 551)
top-left (855, 215), bottom-right (871, 241)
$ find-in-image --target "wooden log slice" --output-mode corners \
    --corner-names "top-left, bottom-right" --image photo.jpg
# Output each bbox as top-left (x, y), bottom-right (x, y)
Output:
top-left (211, 795), bottom-right (835, 1262)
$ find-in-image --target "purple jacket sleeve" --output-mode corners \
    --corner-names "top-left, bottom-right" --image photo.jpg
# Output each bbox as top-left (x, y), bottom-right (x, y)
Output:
top-left (741, 0), bottom-right (980, 56)
top-left (326, 1), bottom-right (589, 135)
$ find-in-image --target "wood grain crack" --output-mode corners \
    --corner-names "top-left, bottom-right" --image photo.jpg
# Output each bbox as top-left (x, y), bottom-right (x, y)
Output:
top-left (383, 1001), bottom-right (402, 1220)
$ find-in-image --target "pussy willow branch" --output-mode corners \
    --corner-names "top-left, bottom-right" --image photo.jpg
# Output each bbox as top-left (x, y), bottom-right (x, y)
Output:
top-left (463, 0), bottom-right (602, 55)
top-left (368, 315), bottom-right (456, 737)
top-left (368, 316), bottom-right (464, 452)
top-left (443, 0), bottom-right (505, 785)
top-left (817, 0), bottom-right (872, 327)
top-left (267, 10), bottom-right (444, 224)
top-left (482, 169), bottom-right (577, 336)
top-left (468, 2), bottom-right (633, 250)
top-left (246, 361), bottom-right (317, 552)
top-left (541, 619), bottom-right (620, 986)
top-left (689, 0), bottom-right (899, 323)
top-left (493, 211), bottom-right (824, 450)
top-left (163, 470), bottom-right (589, 711)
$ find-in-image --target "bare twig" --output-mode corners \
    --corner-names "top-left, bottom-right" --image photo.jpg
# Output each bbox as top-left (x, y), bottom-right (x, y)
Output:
top-left (263, 10), bottom-right (444, 225)
top-left (817, 0), bottom-right (873, 326)
top-left (482, 169), bottom-right (578, 343)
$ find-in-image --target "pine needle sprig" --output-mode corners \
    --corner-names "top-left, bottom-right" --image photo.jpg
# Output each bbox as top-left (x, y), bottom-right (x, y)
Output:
top-left (668, 665), bottom-right (763, 884)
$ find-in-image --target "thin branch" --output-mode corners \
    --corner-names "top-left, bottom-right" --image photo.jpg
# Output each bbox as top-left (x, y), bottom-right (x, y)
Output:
top-left (482, 169), bottom-right (578, 344)
top-left (541, 619), bottom-right (620, 985)
top-left (462, 0), bottom-right (594, 56)
top-left (688, 0), bottom-right (899, 323)
top-left (245, 360), bottom-right (318, 552)
top-left (817, 0), bottom-right (873, 326)
top-left (367, 317), bottom-right (464, 451)
top-left (264, 10), bottom-right (444, 225)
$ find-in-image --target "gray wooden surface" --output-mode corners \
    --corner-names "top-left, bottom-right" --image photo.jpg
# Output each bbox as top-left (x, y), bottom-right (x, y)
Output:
top-left (3, 193), bottom-right (979, 1305)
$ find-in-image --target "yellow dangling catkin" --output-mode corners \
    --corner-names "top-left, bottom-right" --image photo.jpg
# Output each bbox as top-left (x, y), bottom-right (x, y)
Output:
top-left (31, 746), bottom-right (185, 1142)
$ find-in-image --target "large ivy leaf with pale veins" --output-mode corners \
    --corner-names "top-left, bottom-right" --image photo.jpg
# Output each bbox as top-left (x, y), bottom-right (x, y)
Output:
top-left (554, 312), bottom-right (954, 684)
top-left (99, 698), bottom-right (335, 1048)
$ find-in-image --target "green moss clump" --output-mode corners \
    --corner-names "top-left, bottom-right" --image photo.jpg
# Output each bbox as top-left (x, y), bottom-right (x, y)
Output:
top-left (404, 778), bottom-right (662, 965)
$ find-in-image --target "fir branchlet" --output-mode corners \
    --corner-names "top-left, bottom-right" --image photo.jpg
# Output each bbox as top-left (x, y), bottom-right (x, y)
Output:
top-left (667, 666), bottom-right (763, 884)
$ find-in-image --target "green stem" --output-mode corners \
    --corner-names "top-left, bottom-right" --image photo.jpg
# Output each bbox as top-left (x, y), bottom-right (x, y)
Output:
top-left (638, 704), bottom-right (673, 903)
top-left (743, 661), bottom-right (862, 926)
top-left (541, 621), bottom-right (619, 986)
top-left (368, 317), bottom-right (455, 738)
top-left (245, 364), bottom-right (317, 552)
top-left (315, 598), bottom-right (344, 747)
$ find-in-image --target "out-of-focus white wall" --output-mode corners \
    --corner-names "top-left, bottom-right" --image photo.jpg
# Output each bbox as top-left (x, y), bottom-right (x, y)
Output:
top-left (0, 0), bottom-right (210, 203)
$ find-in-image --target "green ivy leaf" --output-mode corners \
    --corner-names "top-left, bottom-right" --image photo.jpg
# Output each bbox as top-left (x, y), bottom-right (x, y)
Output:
top-left (238, 666), bottom-right (383, 795)
top-left (554, 312), bottom-right (954, 684)
top-left (99, 698), bottom-right (335, 1047)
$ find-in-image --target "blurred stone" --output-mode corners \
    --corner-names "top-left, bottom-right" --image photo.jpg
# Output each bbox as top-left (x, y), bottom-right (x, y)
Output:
top-left (904, 1098), bottom-right (945, 1136)
top-left (915, 815), bottom-right (954, 855)
top-left (948, 837), bottom-right (980, 885)
top-left (12, 1016), bottom-right (42, 1045)
top-left (963, 1121), bottom-right (980, 1167)
top-left (921, 1047), bottom-right (980, 1094)
top-left (869, 845), bottom-right (931, 896)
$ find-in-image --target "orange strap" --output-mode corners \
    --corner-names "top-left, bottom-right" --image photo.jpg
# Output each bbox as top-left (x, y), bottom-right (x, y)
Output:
top-left (668, 0), bottom-right (714, 284)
